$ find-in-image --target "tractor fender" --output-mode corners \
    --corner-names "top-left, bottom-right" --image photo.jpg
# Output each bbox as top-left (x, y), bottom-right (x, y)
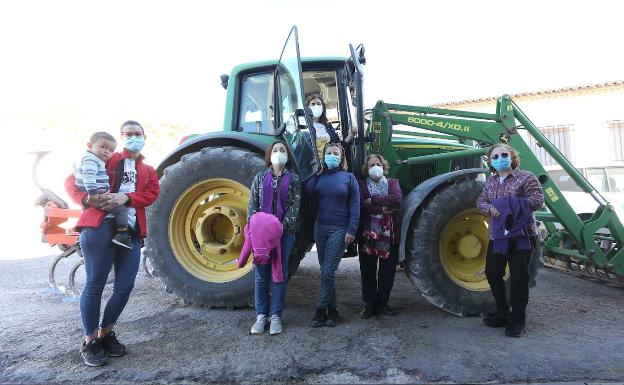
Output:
top-left (398, 168), bottom-right (488, 262)
top-left (156, 132), bottom-right (271, 176)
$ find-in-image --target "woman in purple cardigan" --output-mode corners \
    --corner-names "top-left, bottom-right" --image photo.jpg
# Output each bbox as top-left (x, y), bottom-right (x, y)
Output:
top-left (357, 154), bottom-right (402, 318)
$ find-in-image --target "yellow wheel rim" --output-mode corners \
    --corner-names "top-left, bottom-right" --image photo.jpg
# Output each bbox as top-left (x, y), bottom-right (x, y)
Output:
top-left (168, 178), bottom-right (252, 283)
top-left (439, 208), bottom-right (508, 291)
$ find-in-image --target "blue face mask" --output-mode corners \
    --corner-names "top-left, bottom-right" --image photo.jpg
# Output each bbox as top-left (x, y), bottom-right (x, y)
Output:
top-left (491, 156), bottom-right (511, 172)
top-left (124, 136), bottom-right (145, 153)
top-left (324, 154), bottom-right (341, 169)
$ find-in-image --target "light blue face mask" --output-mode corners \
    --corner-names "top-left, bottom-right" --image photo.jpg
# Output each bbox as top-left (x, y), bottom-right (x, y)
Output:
top-left (124, 136), bottom-right (145, 153)
top-left (324, 154), bottom-right (341, 169)
top-left (491, 156), bottom-right (511, 172)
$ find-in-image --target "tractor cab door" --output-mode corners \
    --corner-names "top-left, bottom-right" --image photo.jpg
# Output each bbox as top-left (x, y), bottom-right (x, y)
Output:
top-left (345, 43), bottom-right (367, 175)
top-left (275, 26), bottom-right (318, 180)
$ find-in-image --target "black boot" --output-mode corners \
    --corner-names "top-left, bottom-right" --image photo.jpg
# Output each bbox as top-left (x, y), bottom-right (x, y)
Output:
top-left (377, 304), bottom-right (397, 316)
top-left (325, 307), bottom-right (338, 327)
top-left (483, 311), bottom-right (509, 328)
top-left (310, 307), bottom-right (327, 327)
top-left (505, 312), bottom-right (526, 337)
top-left (360, 305), bottom-right (375, 319)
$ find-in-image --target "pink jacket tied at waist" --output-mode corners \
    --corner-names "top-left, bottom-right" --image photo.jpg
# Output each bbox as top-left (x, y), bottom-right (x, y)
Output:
top-left (237, 212), bottom-right (284, 282)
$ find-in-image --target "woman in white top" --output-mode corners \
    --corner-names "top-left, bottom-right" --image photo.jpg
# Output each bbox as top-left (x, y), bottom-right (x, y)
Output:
top-left (305, 93), bottom-right (355, 162)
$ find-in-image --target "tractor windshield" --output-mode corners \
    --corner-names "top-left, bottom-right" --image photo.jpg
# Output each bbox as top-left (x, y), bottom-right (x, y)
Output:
top-left (276, 26), bottom-right (318, 180)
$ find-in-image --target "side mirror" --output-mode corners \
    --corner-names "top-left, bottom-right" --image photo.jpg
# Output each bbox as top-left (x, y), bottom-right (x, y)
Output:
top-left (220, 74), bottom-right (229, 90)
top-left (295, 108), bottom-right (309, 129)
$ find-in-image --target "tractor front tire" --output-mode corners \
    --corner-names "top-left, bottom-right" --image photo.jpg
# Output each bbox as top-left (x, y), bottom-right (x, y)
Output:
top-left (405, 178), bottom-right (540, 316)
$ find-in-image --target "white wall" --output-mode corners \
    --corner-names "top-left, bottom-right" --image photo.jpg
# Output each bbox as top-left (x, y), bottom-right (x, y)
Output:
top-left (456, 89), bottom-right (624, 167)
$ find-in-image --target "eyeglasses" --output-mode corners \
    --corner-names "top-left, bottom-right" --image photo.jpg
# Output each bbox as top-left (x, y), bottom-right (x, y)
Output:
top-left (491, 153), bottom-right (509, 160)
top-left (121, 132), bottom-right (144, 138)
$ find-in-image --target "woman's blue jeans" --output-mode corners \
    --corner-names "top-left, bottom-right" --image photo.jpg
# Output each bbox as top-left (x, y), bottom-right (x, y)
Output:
top-left (79, 219), bottom-right (141, 336)
top-left (254, 232), bottom-right (295, 317)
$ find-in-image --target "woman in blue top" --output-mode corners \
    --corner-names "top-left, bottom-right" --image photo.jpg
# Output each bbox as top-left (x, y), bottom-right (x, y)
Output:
top-left (304, 142), bottom-right (360, 327)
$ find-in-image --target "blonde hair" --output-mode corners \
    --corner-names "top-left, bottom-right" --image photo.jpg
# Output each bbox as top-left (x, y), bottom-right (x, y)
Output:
top-left (487, 143), bottom-right (520, 173)
top-left (361, 153), bottom-right (389, 177)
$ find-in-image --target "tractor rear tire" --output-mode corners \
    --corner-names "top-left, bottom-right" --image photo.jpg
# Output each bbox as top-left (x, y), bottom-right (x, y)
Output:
top-left (145, 147), bottom-right (263, 308)
top-left (405, 177), bottom-right (540, 316)
top-left (145, 146), bottom-right (309, 307)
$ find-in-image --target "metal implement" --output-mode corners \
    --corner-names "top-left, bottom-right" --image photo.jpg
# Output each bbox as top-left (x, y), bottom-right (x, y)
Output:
top-left (31, 152), bottom-right (153, 299)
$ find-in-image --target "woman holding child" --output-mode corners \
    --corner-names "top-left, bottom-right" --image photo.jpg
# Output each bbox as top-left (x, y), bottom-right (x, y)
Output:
top-left (65, 120), bottom-right (160, 367)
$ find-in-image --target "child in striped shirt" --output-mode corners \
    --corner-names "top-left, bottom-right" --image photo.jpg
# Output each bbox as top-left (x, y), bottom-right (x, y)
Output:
top-left (74, 132), bottom-right (133, 249)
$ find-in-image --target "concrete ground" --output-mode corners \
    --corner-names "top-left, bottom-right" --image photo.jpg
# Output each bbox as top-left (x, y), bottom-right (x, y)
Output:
top-left (1, 251), bottom-right (623, 385)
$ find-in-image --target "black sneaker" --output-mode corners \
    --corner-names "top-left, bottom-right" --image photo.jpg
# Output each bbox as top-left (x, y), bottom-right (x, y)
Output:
top-left (483, 312), bottom-right (509, 328)
top-left (325, 307), bottom-right (338, 327)
top-left (80, 339), bottom-right (107, 367)
top-left (99, 331), bottom-right (127, 357)
top-left (310, 307), bottom-right (327, 328)
top-left (505, 319), bottom-right (526, 337)
top-left (361, 306), bottom-right (375, 319)
top-left (112, 233), bottom-right (133, 249)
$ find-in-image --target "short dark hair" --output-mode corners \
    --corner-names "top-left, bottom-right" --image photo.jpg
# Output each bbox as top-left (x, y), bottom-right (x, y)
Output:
top-left (264, 141), bottom-right (293, 168)
top-left (89, 131), bottom-right (116, 144)
top-left (120, 120), bottom-right (144, 132)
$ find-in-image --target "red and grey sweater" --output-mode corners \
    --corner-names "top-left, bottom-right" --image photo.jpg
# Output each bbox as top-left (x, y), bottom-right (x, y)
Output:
top-left (65, 150), bottom-right (160, 238)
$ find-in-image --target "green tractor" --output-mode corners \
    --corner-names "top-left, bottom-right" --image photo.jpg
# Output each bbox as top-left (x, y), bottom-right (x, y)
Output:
top-left (145, 27), bottom-right (624, 315)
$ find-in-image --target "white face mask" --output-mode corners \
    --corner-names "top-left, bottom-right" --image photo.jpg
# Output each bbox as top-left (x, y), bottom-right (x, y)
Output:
top-left (271, 151), bottom-right (288, 166)
top-left (368, 165), bottom-right (384, 180)
top-left (310, 105), bottom-right (323, 118)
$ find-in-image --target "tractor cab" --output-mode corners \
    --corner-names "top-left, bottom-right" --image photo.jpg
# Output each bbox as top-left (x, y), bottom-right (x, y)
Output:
top-left (231, 26), bottom-right (366, 180)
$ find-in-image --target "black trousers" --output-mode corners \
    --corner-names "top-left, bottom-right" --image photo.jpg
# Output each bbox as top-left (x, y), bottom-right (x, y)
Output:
top-left (359, 243), bottom-right (399, 308)
top-left (485, 238), bottom-right (533, 321)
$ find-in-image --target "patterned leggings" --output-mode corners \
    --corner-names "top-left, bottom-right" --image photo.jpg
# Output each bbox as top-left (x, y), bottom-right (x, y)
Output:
top-left (314, 223), bottom-right (347, 308)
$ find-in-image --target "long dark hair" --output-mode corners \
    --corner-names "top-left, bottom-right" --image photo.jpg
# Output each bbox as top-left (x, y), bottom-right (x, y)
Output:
top-left (305, 93), bottom-right (329, 125)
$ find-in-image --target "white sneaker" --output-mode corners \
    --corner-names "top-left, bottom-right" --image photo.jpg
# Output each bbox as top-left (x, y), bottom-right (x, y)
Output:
top-left (269, 314), bottom-right (282, 335)
top-left (250, 314), bottom-right (267, 334)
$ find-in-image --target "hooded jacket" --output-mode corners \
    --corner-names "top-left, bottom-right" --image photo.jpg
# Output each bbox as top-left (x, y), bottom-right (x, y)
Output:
top-left (237, 212), bottom-right (284, 282)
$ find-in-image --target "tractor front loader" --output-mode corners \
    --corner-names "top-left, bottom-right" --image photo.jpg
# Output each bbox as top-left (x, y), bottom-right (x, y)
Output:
top-left (366, 97), bottom-right (624, 315)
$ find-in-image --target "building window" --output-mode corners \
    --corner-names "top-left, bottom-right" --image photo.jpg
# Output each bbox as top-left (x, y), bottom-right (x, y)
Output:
top-left (609, 120), bottom-right (624, 161)
top-left (526, 125), bottom-right (574, 166)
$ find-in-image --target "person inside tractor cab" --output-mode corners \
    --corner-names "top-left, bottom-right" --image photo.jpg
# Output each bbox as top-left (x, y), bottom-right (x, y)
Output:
top-left (306, 93), bottom-right (355, 161)
top-left (477, 143), bottom-right (544, 338)
top-left (64, 120), bottom-right (160, 366)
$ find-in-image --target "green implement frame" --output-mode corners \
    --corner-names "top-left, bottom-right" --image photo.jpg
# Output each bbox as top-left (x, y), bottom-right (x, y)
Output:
top-left (369, 95), bottom-right (624, 278)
